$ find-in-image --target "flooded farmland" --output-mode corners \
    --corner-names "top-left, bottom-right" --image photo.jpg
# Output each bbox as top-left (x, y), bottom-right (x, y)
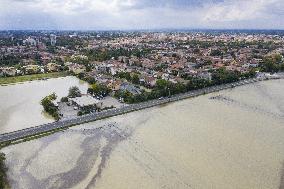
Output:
top-left (0, 76), bottom-right (89, 134)
top-left (1, 79), bottom-right (284, 189)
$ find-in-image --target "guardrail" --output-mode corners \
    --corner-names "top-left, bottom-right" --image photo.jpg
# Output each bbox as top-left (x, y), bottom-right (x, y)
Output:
top-left (0, 76), bottom-right (282, 144)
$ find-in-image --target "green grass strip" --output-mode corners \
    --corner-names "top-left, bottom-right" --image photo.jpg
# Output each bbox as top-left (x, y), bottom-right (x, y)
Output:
top-left (0, 72), bottom-right (69, 85)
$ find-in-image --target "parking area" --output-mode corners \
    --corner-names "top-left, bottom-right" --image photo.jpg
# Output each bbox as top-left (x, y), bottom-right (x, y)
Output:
top-left (58, 102), bottom-right (79, 120)
top-left (101, 96), bottom-right (125, 109)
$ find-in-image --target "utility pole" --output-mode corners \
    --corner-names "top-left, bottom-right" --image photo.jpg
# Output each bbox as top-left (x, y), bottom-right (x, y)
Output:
top-left (168, 86), bottom-right (171, 102)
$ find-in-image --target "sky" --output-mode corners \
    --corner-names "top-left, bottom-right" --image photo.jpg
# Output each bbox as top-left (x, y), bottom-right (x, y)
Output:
top-left (0, 0), bottom-right (284, 30)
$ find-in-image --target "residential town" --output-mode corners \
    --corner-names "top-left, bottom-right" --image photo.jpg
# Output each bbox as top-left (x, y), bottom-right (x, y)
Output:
top-left (1, 31), bottom-right (284, 116)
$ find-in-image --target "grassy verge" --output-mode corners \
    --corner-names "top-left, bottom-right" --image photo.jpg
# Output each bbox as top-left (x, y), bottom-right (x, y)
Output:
top-left (0, 72), bottom-right (69, 85)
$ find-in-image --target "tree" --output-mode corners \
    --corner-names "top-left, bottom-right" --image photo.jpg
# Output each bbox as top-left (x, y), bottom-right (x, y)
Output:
top-left (280, 63), bottom-right (284, 71)
top-left (193, 48), bottom-right (200, 54)
top-left (132, 74), bottom-right (140, 84)
top-left (211, 68), bottom-right (240, 85)
top-left (210, 49), bottom-right (223, 56)
top-left (41, 93), bottom-right (59, 120)
top-left (61, 97), bottom-right (68, 102)
top-left (0, 152), bottom-right (8, 189)
top-left (155, 79), bottom-right (172, 97)
top-left (41, 93), bottom-right (57, 109)
top-left (156, 79), bottom-right (170, 90)
top-left (274, 54), bottom-right (283, 63)
top-left (117, 72), bottom-right (131, 81)
top-left (114, 90), bottom-right (134, 103)
top-left (260, 55), bottom-right (283, 73)
top-left (68, 86), bottom-right (81, 98)
top-left (88, 83), bottom-right (110, 96)
top-left (84, 76), bottom-right (96, 84)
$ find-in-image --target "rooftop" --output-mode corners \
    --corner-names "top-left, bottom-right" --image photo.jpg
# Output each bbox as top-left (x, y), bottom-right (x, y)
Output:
top-left (72, 95), bottom-right (100, 107)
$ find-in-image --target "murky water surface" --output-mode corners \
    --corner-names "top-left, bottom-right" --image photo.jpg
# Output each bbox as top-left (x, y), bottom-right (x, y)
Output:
top-left (2, 79), bottom-right (284, 189)
top-left (0, 76), bottom-right (89, 134)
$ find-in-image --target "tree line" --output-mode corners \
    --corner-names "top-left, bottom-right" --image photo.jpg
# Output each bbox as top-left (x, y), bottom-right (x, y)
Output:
top-left (116, 68), bottom-right (256, 104)
top-left (82, 47), bottom-right (151, 62)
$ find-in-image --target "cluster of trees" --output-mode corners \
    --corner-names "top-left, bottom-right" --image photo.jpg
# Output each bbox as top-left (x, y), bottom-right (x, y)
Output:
top-left (211, 68), bottom-right (240, 85)
top-left (0, 152), bottom-right (8, 189)
top-left (68, 86), bottom-right (82, 98)
top-left (76, 73), bottom-right (96, 84)
top-left (210, 49), bottom-right (223, 56)
top-left (0, 55), bottom-right (21, 66)
top-left (116, 72), bottom-right (140, 84)
top-left (116, 69), bottom-right (256, 104)
top-left (178, 39), bottom-right (280, 54)
top-left (87, 83), bottom-right (111, 97)
top-left (83, 47), bottom-right (151, 62)
top-left (114, 90), bottom-right (134, 102)
top-left (56, 36), bottom-right (85, 50)
top-left (78, 105), bottom-right (95, 116)
top-left (0, 37), bottom-right (19, 46)
top-left (40, 93), bottom-right (59, 120)
top-left (260, 54), bottom-right (284, 73)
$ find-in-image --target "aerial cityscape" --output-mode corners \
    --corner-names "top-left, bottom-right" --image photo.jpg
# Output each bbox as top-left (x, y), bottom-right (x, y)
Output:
top-left (0, 0), bottom-right (284, 189)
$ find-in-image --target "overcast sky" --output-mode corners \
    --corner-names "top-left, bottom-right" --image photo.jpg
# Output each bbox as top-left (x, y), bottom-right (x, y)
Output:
top-left (0, 0), bottom-right (284, 30)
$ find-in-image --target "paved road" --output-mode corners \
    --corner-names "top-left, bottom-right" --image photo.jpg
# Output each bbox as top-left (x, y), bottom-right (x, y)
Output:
top-left (0, 76), bottom-right (282, 144)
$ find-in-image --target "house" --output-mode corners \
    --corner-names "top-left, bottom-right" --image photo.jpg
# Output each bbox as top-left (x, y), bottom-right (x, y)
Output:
top-left (22, 59), bottom-right (35, 65)
top-left (118, 56), bottom-right (129, 63)
top-left (145, 76), bottom-right (157, 87)
top-left (41, 56), bottom-right (52, 65)
top-left (46, 63), bottom-right (60, 72)
top-left (91, 74), bottom-right (112, 85)
top-left (68, 64), bottom-right (86, 74)
top-left (95, 62), bottom-right (109, 73)
top-left (24, 65), bottom-right (41, 74)
top-left (170, 63), bottom-right (184, 70)
top-left (162, 73), bottom-right (170, 80)
top-left (142, 59), bottom-right (155, 69)
top-left (23, 37), bottom-right (37, 46)
top-left (129, 57), bottom-right (139, 66)
top-left (71, 95), bottom-right (103, 109)
top-left (0, 67), bottom-right (17, 76)
top-left (119, 83), bottom-right (142, 95)
top-left (197, 71), bottom-right (212, 80)
top-left (107, 79), bottom-right (123, 91)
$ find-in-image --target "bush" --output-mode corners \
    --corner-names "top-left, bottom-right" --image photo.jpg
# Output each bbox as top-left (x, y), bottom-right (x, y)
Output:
top-left (60, 97), bottom-right (68, 102)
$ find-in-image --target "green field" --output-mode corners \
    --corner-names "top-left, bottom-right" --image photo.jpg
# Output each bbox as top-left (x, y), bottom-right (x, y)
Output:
top-left (0, 72), bottom-right (69, 85)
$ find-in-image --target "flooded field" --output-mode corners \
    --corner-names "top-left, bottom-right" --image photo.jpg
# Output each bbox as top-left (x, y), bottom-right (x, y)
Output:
top-left (0, 76), bottom-right (89, 134)
top-left (2, 79), bottom-right (284, 189)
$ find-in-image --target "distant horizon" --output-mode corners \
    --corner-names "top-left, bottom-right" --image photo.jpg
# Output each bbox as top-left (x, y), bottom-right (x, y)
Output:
top-left (1, 28), bottom-right (284, 32)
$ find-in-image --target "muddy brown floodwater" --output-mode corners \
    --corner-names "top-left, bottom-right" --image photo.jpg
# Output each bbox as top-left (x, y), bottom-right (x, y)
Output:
top-left (2, 79), bottom-right (284, 189)
top-left (0, 76), bottom-right (89, 134)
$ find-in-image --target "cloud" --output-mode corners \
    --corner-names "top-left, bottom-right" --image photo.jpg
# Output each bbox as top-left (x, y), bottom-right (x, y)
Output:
top-left (203, 0), bottom-right (275, 22)
top-left (0, 0), bottom-right (283, 30)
